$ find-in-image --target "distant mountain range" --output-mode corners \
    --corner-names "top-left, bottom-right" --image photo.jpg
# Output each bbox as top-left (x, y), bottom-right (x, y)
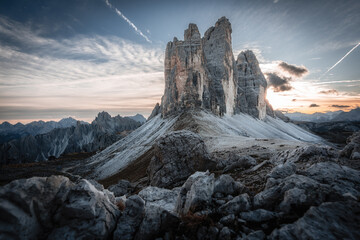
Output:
top-left (284, 108), bottom-right (360, 122)
top-left (0, 112), bottom-right (145, 165)
top-left (0, 117), bottom-right (87, 144)
top-left (0, 114), bottom-right (146, 144)
top-left (128, 114), bottom-right (146, 124)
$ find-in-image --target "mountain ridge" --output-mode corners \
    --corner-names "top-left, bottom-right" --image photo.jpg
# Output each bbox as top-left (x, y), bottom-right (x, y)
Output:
top-left (0, 112), bottom-right (143, 165)
top-left (284, 108), bottom-right (360, 122)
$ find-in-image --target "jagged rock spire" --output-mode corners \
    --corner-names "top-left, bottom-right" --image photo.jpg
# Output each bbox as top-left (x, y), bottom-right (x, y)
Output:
top-left (160, 17), bottom-right (270, 119)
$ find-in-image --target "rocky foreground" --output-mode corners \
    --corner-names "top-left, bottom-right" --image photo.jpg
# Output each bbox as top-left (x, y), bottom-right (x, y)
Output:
top-left (1, 131), bottom-right (359, 240)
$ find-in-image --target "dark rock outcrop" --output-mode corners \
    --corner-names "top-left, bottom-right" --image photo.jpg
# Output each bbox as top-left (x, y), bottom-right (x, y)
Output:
top-left (340, 131), bottom-right (360, 160)
top-left (113, 195), bottom-right (145, 240)
top-left (2, 155), bottom-right (360, 240)
top-left (0, 176), bottom-right (119, 239)
top-left (108, 179), bottom-right (134, 197)
top-left (148, 130), bottom-right (216, 188)
top-left (269, 201), bottom-right (360, 240)
top-left (161, 17), bottom-right (270, 119)
top-left (176, 171), bottom-right (215, 215)
top-left (148, 103), bottom-right (161, 120)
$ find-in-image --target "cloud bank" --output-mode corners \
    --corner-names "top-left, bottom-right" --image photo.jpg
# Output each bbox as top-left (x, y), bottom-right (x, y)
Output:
top-left (318, 89), bottom-right (338, 95)
top-left (331, 105), bottom-right (350, 108)
top-left (0, 17), bottom-right (163, 122)
top-left (264, 61), bottom-right (309, 92)
top-left (265, 73), bottom-right (292, 92)
top-left (278, 62), bottom-right (308, 77)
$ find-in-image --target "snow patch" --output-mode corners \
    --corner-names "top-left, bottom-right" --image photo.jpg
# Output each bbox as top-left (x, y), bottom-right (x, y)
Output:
top-left (83, 111), bottom-right (324, 181)
top-left (90, 115), bottom-right (178, 180)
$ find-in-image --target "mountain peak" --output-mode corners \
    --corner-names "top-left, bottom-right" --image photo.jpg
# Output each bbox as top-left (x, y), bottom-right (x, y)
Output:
top-left (184, 23), bottom-right (201, 41)
top-left (161, 17), bottom-right (270, 119)
top-left (215, 16), bottom-right (231, 29)
top-left (96, 111), bottom-right (112, 120)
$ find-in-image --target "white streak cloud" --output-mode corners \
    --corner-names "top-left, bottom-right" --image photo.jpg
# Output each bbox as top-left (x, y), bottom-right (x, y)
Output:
top-left (321, 42), bottom-right (360, 78)
top-left (104, 0), bottom-right (152, 43)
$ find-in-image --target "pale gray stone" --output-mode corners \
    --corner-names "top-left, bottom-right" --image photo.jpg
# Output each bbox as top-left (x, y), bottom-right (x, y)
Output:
top-left (160, 16), bottom-right (271, 118)
top-left (138, 186), bottom-right (180, 213)
top-left (176, 171), bottom-right (215, 215)
top-left (0, 176), bottom-right (120, 240)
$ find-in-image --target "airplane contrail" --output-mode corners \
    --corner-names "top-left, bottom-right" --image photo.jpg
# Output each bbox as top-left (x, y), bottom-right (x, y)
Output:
top-left (104, 0), bottom-right (152, 43)
top-left (320, 42), bottom-right (360, 79)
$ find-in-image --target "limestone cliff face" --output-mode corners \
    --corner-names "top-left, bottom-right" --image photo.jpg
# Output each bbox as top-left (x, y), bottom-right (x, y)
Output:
top-left (202, 17), bottom-right (236, 116)
top-left (161, 17), bottom-right (270, 119)
top-left (234, 50), bottom-right (267, 119)
top-left (161, 24), bottom-right (206, 116)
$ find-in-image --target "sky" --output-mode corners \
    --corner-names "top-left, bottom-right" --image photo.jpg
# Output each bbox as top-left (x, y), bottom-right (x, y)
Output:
top-left (0, 0), bottom-right (359, 123)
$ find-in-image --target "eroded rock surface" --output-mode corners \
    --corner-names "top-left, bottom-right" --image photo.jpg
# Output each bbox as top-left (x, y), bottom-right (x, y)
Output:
top-left (148, 130), bottom-right (216, 188)
top-left (0, 176), bottom-right (119, 240)
top-left (340, 131), bottom-right (360, 160)
top-left (269, 201), bottom-right (360, 240)
top-left (161, 17), bottom-right (270, 119)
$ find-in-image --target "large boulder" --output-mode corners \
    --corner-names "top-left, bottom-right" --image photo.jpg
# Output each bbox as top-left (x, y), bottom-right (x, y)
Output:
top-left (0, 176), bottom-right (120, 240)
top-left (218, 193), bottom-right (251, 216)
top-left (176, 171), bottom-right (215, 215)
top-left (269, 201), bottom-right (360, 240)
top-left (148, 130), bottom-right (216, 188)
top-left (254, 174), bottom-right (331, 212)
top-left (267, 162), bottom-right (296, 179)
top-left (48, 179), bottom-right (119, 239)
top-left (114, 189), bottom-right (180, 240)
top-left (340, 131), bottom-right (360, 160)
top-left (135, 205), bottom-right (179, 240)
top-left (213, 174), bottom-right (244, 196)
top-left (113, 195), bottom-right (145, 240)
top-left (107, 179), bottom-right (134, 197)
top-left (138, 186), bottom-right (180, 213)
top-left (254, 162), bottom-right (360, 213)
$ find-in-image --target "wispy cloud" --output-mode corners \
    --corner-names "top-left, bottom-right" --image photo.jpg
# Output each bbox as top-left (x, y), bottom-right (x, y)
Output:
top-left (331, 104), bottom-right (350, 108)
top-left (318, 89), bottom-right (338, 95)
top-left (0, 17), bottom-right (163, 122)
top-left (104, 0), bottom-right (152, 43)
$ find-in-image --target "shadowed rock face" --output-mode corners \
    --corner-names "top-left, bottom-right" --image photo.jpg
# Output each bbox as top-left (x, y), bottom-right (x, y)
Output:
top-left (161, 17), bottom-right (269, 119)
top-left (235, 50), bottom-right (267, 119)
top-left (148, 130), bottom-right (216, 188)
top-left (0, 111), bottom-right (141, 165)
